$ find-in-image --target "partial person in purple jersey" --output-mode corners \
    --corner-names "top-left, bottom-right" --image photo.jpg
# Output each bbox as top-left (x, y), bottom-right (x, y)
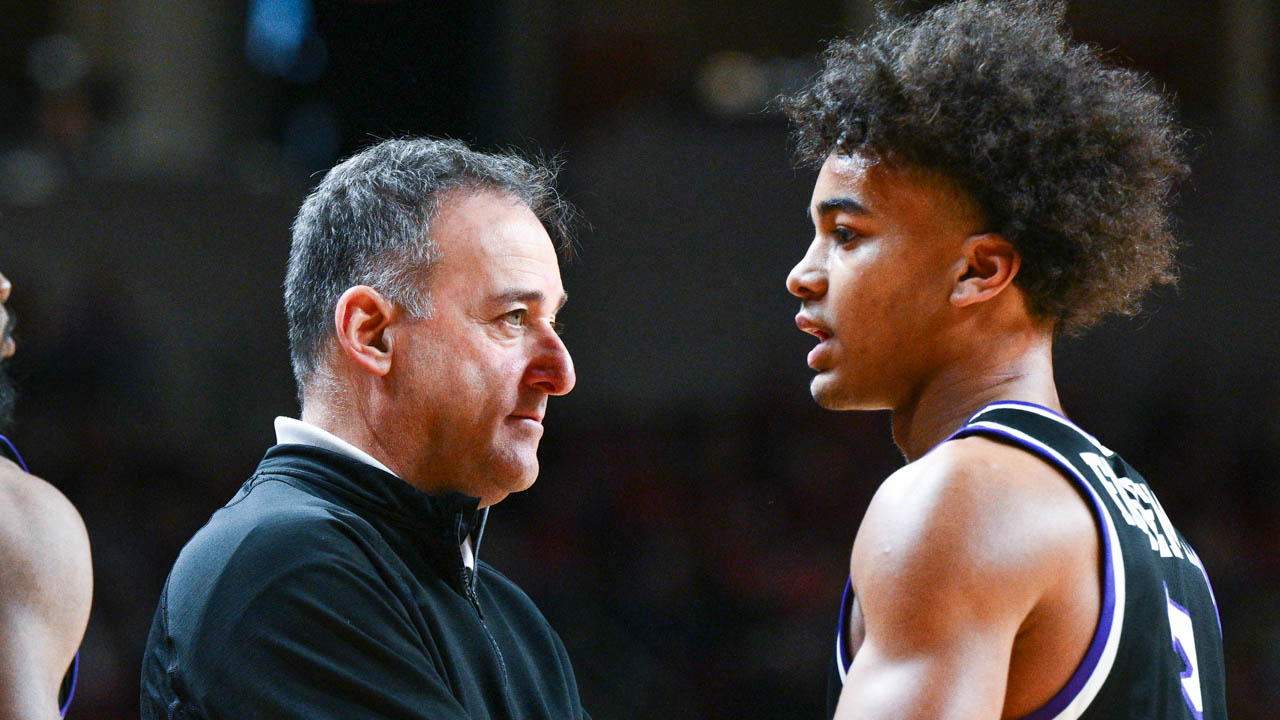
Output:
top-left (783, 2), bottom-right (1226, 719)
top-left (0, 270), bottom-right (92, 719)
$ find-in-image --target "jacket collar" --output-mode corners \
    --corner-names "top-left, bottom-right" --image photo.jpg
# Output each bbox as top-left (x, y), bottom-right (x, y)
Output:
top-left (255, 443), bottom-right (488, 566)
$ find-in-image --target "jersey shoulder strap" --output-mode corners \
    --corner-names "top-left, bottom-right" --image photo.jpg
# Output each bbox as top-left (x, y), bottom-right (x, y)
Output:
top-left (0, 434), bottom-right (28, 470)
top-left (950, 401), bottom-right (1227, 720)
top-left (949, 402), bottom-right (1129, 720)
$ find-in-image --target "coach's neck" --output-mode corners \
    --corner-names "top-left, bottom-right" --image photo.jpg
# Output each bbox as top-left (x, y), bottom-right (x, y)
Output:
top-left (298, 366), bottom-right (420, 490)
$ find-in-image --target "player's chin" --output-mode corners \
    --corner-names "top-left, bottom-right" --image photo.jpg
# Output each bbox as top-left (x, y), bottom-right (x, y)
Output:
top-left (810, 373), bottom-right (866, 412)
top-left (809, 373), bottom-right (846, 409)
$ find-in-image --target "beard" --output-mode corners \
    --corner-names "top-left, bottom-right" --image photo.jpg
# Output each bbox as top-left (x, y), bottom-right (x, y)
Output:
top-left (0, 311), bottom-right (15, 433)
top-left (0, 360), bottom-right (14, 434)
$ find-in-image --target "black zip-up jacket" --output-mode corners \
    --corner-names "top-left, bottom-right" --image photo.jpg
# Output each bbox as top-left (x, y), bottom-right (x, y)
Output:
top-left (141, 444), bottom-right (590, 719)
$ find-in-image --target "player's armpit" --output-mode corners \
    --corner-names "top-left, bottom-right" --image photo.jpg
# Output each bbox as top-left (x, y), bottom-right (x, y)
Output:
top-left (0, 466), bottom-right (92, 720)
top-left (834, 440), bottom-right (1064, 720)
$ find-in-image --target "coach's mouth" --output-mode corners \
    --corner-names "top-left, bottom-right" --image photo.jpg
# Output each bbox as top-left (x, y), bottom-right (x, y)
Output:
top-left (509, 407), bottom-right (545, 424)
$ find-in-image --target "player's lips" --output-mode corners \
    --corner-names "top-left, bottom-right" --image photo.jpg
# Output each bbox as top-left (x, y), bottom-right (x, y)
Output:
top-left (795, 313), bottom-right (831, 341)
top-left (796, 313), bottom-right (833, 369)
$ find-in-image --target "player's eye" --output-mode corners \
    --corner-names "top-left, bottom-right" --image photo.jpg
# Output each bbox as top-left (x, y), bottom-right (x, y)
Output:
top-left (550, 318), bottom-right (565, 336)
top-left (833, 226), bottom-right (860, 246)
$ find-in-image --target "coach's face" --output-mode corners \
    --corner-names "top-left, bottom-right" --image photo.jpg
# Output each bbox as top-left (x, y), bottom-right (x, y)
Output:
top-left (787, 154), bottom-right (984, 410)
top-left (391, 190), bottom-right (574, 506)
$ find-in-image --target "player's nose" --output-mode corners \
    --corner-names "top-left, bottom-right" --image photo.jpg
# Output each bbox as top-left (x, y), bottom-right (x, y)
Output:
top-left (0, 272), bottom-right (11, 304)
top-left (787, 240), bottom-right (828, 300)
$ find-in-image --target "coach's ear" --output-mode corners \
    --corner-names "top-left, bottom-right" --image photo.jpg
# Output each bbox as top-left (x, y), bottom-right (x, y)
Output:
top-left (950, 233), bottom-right (1020, 308)
top-left (334, 285), bottom-right (396, 376)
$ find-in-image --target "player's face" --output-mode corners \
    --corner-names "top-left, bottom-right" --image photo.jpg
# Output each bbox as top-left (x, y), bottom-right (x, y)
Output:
top-left (0, 271), bottom-right (14, 361)
top-left (391, 190), bottom-right (574, 506)
top-left (0, 271), bottom-right (17, 430)
top-left (787, 154), bottom-right (984, 410)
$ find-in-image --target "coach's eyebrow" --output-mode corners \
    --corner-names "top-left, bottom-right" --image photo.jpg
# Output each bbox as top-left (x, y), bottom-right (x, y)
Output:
top-left (492, 289), bottom-right (569, 312)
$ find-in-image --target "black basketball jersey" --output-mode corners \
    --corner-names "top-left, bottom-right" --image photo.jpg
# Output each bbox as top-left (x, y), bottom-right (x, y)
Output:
top-left (827, 401), bottom-right (1227, 719)
top-left (0, 434), bottom-right (80, 718)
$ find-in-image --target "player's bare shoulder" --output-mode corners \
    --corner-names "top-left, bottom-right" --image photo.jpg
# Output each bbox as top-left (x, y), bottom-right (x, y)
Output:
top-left (852, 434), bottom-right (1098, 620)
top-left (848, 432), bottom-right (1104, 716)
top-left (0, 456), bottom-right (92, 645)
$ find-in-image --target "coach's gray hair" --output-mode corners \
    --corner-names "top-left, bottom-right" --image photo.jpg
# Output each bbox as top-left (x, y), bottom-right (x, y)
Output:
top-left (284, 137), bottom-right (572, 393)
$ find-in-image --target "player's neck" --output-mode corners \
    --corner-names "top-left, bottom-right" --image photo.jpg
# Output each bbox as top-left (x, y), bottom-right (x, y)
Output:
top-left (891, 332), bottom-right (1060, 462)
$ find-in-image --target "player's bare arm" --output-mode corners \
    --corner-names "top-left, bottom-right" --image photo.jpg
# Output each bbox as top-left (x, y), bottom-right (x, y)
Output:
top-left (0, 460), bottom-right (92, 720)
top-left (837, 435), bottom-right (1100, 720)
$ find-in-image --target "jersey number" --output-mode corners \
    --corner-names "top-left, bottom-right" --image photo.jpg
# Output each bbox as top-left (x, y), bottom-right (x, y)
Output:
top-left (1165, 583), bottom-right (1204, 719)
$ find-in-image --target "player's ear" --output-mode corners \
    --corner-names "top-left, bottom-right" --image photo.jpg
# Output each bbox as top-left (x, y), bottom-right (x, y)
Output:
top-left (334, 285), bottom-right (396, 376)
top-left (950, 232), bottom-right (1020, 308)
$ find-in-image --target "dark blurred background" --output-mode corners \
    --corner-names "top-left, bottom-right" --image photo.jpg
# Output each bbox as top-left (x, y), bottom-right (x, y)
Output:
top-left (1, 0), bottom-right (1277, 717)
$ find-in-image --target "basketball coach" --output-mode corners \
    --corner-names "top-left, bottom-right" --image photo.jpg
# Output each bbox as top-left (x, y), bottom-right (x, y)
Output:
top-left (141, 138), bottom-right (590, 719)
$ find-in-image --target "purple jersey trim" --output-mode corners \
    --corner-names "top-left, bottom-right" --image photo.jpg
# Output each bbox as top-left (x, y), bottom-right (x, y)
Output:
top-left (950, 415), bottom-right (1119, 720)
top-left (964, 399), bottom-right (1069, 424)
top-left (59, 653), bottom-right (78, 717)
top-left (836, 577), bottom-right (854, 676)
top-left (1184, 544), bottom-right (1223, 638)
top-left (1202, 568), bottom-right (1222, 639)
top-left (0, 434), bottom-right (29, 471)
top-left (962, 401), bottom-right (1109, 451)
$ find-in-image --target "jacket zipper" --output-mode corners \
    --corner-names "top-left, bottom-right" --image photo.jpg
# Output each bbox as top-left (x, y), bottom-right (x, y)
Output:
top-left (460, 551), bottom-right (509, 691)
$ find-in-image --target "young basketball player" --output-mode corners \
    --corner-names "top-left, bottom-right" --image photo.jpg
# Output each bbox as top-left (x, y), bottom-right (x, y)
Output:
top-left (783, 3), bottom-right (1226, 718)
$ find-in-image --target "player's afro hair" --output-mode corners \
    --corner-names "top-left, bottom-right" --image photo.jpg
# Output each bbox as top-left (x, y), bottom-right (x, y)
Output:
top-left (783, 0), bottom-right (1189, 333)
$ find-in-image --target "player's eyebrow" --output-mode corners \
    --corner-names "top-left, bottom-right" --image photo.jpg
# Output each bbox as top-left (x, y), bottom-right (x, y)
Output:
top-left (492, 289), bottom-right (569, 312)
top-left (815, 197), bottom-right (869, 218)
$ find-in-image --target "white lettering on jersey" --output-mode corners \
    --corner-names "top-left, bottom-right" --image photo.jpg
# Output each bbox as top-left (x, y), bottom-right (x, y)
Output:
top-left (1165, 583), bottom-right (1205, 717)
top-left (1081, 451), bottom-right (1185, 561)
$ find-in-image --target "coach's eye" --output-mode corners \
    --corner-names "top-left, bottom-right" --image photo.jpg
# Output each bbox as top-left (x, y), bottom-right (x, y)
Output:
top-left (502, 309), bottom-right (528, 327)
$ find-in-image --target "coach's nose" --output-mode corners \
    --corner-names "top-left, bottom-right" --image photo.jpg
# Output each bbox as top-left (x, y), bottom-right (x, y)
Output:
top-left (525, 321), bottom-right (576, 396)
